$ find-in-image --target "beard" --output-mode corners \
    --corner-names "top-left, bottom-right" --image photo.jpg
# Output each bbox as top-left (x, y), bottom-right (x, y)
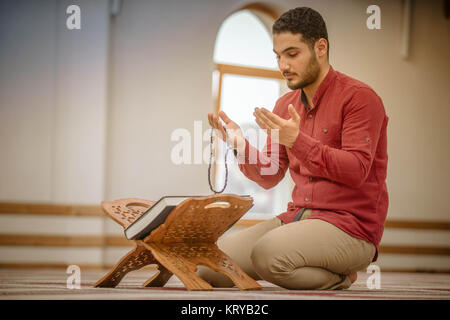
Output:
top-left (285, 53), bottom-right (321, 90)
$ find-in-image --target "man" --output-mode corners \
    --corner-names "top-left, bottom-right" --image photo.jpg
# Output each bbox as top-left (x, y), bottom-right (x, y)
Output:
top-left (203, 7), bottom-right (388, 290)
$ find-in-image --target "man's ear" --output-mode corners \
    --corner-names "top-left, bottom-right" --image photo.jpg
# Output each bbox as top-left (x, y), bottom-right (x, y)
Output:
top-left (315, 38), bottom-right (328, 59)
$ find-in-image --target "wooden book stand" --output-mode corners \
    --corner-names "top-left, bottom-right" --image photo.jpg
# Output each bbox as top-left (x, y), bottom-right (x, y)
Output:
top-left (94, 194), bottom-right (262, 291)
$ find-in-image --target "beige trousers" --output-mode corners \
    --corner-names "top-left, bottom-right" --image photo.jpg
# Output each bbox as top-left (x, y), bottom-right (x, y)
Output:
top-left (197, 209), bottom-right (376, 290)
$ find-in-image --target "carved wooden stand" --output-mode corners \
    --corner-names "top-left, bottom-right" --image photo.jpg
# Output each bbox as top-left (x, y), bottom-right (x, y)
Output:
top-left (94, 194), bottom-right (261, 291)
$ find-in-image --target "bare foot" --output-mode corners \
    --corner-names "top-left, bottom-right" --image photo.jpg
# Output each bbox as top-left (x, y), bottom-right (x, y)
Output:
top-left (349, 272), bottom-right (358, 283)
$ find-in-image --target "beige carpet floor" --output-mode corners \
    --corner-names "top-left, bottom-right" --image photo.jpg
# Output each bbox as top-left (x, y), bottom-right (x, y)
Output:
top-left (0, 268), bottom-right (449, 300)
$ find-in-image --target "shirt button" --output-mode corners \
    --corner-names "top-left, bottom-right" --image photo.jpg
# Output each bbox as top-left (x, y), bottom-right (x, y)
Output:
top-left (309, 177), bottom-right (314, 182)
top-left (323, 128), bottom-right (328, 133)
top-left (307, 114), bottom-right (313, 119)
top-left (305, 197), bottom-right (310, 202)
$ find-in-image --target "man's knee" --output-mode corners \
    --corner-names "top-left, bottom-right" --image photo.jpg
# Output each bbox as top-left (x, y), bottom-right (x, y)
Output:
top-left (250, 235), bottom-right (302, 282)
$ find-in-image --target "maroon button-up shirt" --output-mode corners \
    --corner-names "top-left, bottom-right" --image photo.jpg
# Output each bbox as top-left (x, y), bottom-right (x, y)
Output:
top-left (237, 66), bottom-right (389, 262)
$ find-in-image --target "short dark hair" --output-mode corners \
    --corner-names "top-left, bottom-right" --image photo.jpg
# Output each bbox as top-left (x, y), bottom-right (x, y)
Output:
top-left (272, 7), bottom-right (329, 57)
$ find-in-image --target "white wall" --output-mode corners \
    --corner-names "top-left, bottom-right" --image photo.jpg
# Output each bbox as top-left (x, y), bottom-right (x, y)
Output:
top-left (0, 0), bottom-right (110, 204)
top-left (0, 0), bottom-right (56, 202)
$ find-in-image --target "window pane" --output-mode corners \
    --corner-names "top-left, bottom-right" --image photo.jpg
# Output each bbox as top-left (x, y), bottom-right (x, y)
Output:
top-left (220, 74), bottom-right (279, 130)
top-left (214, 10), bottom-right (277, 70)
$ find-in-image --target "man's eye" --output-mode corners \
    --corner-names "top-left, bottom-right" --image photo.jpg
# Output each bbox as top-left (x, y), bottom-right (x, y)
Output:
top-left (289, 53), bottom-right (298, 57)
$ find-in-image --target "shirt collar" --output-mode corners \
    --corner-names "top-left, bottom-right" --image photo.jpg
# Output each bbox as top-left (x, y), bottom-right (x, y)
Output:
top-left (300, 65), bottom-right (337, 111)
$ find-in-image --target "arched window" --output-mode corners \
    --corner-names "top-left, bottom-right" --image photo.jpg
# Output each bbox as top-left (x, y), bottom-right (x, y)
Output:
top-left (212, 6), bottom-right (293, 219)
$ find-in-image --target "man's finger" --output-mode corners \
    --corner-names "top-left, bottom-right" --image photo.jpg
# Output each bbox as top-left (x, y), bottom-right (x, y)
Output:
top-left (254, 112), bottom-right (269, 129)
top-left (208, 113), bottom-right (214, 128)
top-left (219, 110), bottom-right (233, 124)
top-left (255, 108), bottom-right (280, 129)
top-left (255, 117), bottom-right (272, 136)
top-left (260, 108), bottom-right (284, 126)
top-left (213, 114), bottom-right (222, 128)
top-left (212, 115), bottom-right (226, 140)
top-left (217, 119), bottom-right (227, 139)
top-left (211, 114), bottom-right (220, 129)
top-left (255, 120), bottom-right (269, 135)
top-left (288, 104), bottom-right (300, 122)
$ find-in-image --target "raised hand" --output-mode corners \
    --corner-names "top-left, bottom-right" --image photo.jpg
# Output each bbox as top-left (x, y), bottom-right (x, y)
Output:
top-left (253, 104), bottom-right (301, 148)
top-left (208, 111), bottom-right (245, 153)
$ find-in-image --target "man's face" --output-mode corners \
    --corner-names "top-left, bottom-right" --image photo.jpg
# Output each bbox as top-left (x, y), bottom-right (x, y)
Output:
top-left (273, 32), bottom-right (321, 90)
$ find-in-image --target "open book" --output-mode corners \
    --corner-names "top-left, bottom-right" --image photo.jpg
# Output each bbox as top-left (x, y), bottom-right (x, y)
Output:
top-left (124, 196), bottom-right (200, 240)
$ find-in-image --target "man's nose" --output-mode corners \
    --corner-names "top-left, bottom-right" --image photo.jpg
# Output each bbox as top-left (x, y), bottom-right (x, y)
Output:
top-left (278, 57), bottom-right (290, 72)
